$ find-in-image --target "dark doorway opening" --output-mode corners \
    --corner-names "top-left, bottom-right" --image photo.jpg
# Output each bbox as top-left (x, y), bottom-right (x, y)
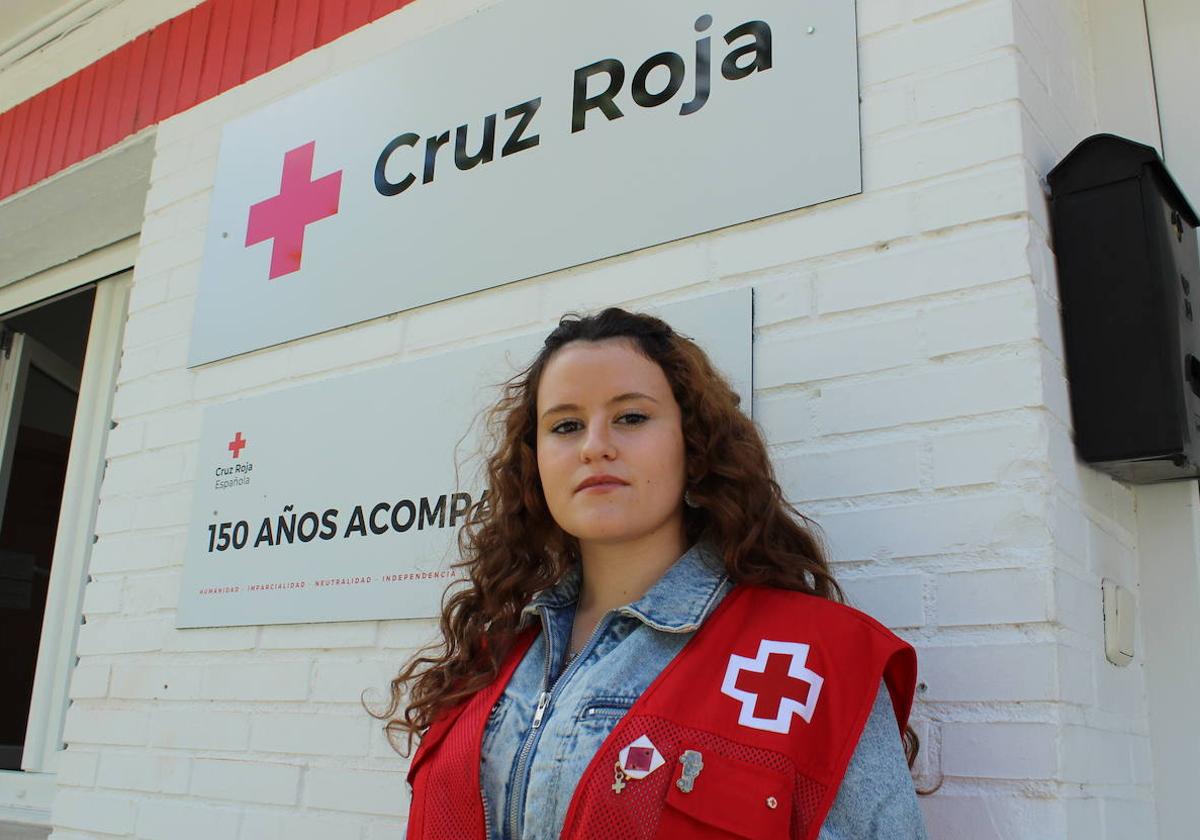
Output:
top-left (0, 286), bottom-right (94, 771)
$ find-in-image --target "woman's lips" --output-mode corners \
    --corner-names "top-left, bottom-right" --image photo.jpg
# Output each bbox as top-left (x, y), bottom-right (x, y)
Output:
top-left (574, 475), bottom-right (629, 493)
top-left (577, 482), bottom-right (627, 493)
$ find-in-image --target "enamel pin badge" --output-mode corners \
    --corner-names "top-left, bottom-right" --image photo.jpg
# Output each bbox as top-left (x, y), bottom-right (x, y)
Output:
top-left (612, 735), bottom-right (665, 794)
top-left (676, 749), bottom-right (704, 793)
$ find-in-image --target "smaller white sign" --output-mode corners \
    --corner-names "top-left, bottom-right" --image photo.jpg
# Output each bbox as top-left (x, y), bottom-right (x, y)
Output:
top-left (176, 290), bottom-right (752, 627)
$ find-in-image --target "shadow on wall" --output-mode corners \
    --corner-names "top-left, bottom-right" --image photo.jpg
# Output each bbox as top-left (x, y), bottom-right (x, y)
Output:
top-left (0, 823), bottom-right (51, 840)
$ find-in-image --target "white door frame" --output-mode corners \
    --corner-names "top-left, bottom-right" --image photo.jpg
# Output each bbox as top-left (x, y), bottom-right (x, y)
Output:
top-left (1135, 481), bottom-right (1200, 840)
top-left (0, 238), bottom-right (133, 826)
top-left (1139, 5), bottom-right (1200, 838)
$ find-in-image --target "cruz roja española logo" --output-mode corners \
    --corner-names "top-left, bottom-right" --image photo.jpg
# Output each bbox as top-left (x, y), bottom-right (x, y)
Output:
top-left (215, 430), bottom-right (254, 490)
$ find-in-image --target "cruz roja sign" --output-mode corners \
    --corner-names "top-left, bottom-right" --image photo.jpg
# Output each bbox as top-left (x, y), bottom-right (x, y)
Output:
top-left (176, 290), bottom-right (751, 627)
top-left (190, 1), bottom-right (859, 365)
top-left (373, 16), bottom-right (773, 197)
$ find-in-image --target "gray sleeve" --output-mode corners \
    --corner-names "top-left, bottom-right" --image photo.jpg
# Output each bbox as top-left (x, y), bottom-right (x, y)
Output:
top-left (817, 679), bottom-right (929, 840)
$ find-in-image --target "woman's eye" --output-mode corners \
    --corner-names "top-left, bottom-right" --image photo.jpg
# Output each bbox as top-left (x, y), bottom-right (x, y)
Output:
top-left (618, 412), bottom-right (648, 425)
top-left (550, 420), bottom-right (582, 434)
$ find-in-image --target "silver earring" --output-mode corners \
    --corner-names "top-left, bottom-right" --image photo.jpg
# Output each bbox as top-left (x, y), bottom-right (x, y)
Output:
top-left (684, 489), bottom-right (701, 509)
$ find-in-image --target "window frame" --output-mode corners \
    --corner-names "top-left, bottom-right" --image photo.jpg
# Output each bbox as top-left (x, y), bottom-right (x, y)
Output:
top-left (0, 237), bottom-right (133, 825)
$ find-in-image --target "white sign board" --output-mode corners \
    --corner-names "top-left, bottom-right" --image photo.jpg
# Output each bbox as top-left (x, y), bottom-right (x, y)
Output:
top-left (189, 0), bottom-right (859, 365)
top-left (176, 290), bottom-right (752, 627)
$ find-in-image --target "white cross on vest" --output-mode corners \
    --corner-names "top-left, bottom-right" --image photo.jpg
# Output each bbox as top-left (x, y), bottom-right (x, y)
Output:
top-left (719, 639), bottom-right (824, 734)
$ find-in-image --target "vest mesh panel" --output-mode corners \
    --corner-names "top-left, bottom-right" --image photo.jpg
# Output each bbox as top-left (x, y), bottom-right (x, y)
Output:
top-left (562, 713), bottom-right (828, 839)
top-left (415, 690), bottom-right (492, 838)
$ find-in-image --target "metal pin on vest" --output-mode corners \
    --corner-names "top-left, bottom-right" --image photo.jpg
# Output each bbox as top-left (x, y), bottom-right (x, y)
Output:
top-left (613, 735), bottom-right (665, 794)
top-left (612, 760), bottom-right (627, 794)
top-left (676, 750), bottom-right (704, 793)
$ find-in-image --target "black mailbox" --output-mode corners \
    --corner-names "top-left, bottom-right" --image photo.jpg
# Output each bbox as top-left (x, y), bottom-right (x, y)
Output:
top-left (1048, 134), bottom-right (1200, 483)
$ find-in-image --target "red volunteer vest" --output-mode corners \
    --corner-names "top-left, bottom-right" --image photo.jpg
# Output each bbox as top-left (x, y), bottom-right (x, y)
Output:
top-left (405, 585), bottom-right (917, 840)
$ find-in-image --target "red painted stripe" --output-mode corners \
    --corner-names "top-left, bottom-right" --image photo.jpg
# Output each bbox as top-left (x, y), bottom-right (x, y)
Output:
top-left (0, 0), bottom-right (410, 202)
top-left (13, 93), bottom-right (48, 194)
top-left (220, 1), bottom-right (253, 91)
top-left (368, 0), bottom-right (394, 23)
top-left (178, 2), bottom-right (212, 112)
top-left (156, 12), bottom-right (193, 119)
top-left (98, 45), bottom-right (130, 150)
top-left (197, 0), bottom-right (233, 103)
top-left (30, 84), bottom-right (63, 184)
top-left (116, 33), bottom-right (149, 140)
top-left (79, 51), bottom-right (114, 159)
top-left (136, 24), bottom-right (170, 131)
top-left (292, 0), bottom-right (320, 56)
top-left (345, 0), bottom-right (371, 30)
top-left (0, 111), bottom-right (15, 185)
top-left (47, 73), bottom-right (79, 173)
top-left (267, 0), bottom-right (298, 71)
top-left (1, 101), bottom-right (32, 195)
top-left (62, 63), bottom-right (94, 165)
top-left (314, 0), bottom-right (345, 47)
top-left (242, 0), bottom-right (277, 80)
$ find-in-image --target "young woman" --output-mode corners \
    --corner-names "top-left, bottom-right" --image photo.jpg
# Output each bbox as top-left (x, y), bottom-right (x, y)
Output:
top-left (372, 307), bottom-right (929, 839)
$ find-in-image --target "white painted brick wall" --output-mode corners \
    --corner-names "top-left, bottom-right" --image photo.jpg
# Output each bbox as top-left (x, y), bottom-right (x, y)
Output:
top-left (37, 0), bottom-right (1162, 838)
top-left (134, 799), bottom-right (240, 840)
top-left (940, 721), bottom-right (1059, 779)
top-left (919, 641), bottom-right (1058, 701)
top-left (238, 810), bottom-right (372, 840)
top-left (95, 752), bottom-right (190, 795)
top-left (304, 767), bottom-right (408, 817)
top-left (189, 759), bottom-right (301, 806)
top-left (147, 710), bottom-right (249, 752)
top-left (196, 662), bottom-right (309, 701)
top-left (250, 713), bottom-right (372, 757)
top-left (67, 664), bottom-right (111, 700)
top-left (936, 566), bottom-right (1052, 625)
top-left (54, 750), bottom-right (100, 789)
top-left (1010, 0), bottom-right (1164, 835)
top-left (840, 573), bottom-right (927, 628)
top-left (51, 789), bottom-right (137, 836)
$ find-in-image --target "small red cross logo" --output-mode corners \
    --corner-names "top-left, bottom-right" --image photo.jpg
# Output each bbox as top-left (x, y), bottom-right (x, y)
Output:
top-left (228, 432), bottom-right (248, 459)
top-left (245, 140), bottom-right (342, 279)
top-left (720, 639), bottom-right (824, 734)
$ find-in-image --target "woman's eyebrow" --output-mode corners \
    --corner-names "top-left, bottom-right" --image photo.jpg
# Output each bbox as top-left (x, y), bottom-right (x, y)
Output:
top-left (540, 392), bottom-right (659, 419)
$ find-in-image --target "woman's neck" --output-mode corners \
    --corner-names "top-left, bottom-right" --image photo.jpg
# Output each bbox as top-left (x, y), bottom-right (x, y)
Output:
top-left (575, 526), bottom-right (689, 617)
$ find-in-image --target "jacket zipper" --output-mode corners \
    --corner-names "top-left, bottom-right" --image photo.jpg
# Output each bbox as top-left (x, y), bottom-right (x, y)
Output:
top-left (506, 605), bottom-right (611, 839)
top-left (481, 781), bottom-right (493, 839)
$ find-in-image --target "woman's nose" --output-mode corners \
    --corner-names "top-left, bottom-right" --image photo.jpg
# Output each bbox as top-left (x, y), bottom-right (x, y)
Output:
top-left (580, 420), bottom-right (616, 461)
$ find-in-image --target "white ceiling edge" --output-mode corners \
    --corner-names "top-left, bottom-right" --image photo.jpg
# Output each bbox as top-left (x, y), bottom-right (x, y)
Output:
top-left (0, 0), bottom-right (205, 113)
top-left (0, 0), bottom-right (111, 73)
top-left (0, 129), bottom-right (153, 291)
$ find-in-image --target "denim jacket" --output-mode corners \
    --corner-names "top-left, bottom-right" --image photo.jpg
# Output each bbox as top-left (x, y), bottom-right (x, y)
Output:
top-left (470, 541), bottom-right (930, 840)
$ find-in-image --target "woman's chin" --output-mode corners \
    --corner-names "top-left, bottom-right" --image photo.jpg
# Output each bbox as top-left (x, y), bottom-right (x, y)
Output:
top-left (569, 520), bottom-right (646, 545)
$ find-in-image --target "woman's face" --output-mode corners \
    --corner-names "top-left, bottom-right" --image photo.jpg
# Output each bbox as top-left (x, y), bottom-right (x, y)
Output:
top-left (535, 337), bottom-right (687, 547)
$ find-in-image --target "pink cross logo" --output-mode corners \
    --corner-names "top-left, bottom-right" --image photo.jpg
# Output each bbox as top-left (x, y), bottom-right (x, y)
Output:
top-left (228, 432), bottom-right (247, 459)
top-left (245, 141), bottom-right (342, 279)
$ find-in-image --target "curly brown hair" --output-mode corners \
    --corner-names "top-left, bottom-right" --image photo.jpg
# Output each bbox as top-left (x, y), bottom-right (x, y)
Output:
top-left (366, 306), bottom-right (925, 777)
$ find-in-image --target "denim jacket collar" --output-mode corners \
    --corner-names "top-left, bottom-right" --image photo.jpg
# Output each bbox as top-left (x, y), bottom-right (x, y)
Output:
top-left (521, 539), bottom-right (730, 634)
